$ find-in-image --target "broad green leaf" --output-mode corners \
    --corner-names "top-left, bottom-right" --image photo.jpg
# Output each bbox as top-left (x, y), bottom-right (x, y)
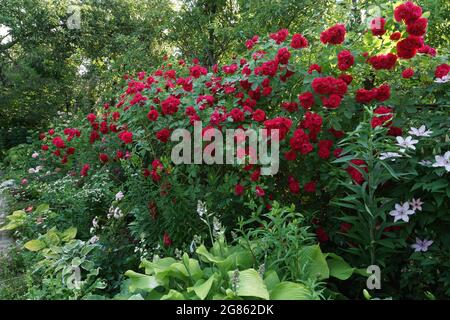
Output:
top-left (192, 275), bottom-right (215, 300)
top-left (24, 239), bottom-right (46, 251)
top-left (61, 227), bottom-right (77, 241)
top-left (299, 245), bottom-right (330, 280)
top-left (35, 203), bottom-right (50, 213)
top-left (326, 253), bottom-right (355, 280)
top-left (270, 282), bottom-right (313, 300)
top-left (263, 270), bottom-right (280, 291)
top-left (161, 289), bottom-right (185, 300)
top-left (228, 268), bottom-right (269, 300)
top-left (125, 270), bottom-right (160, 292)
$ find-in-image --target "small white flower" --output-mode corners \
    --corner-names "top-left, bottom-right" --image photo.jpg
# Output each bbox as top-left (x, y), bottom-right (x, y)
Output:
top-left (389, 202), bottom-right (415, 223)
top-left (396, 136), bottom-right (418, 151)
top-left (115, 191), bottom-right (124, 201)
top-left (28, 168), bottom-right (36, 174)
top-left (411, 238), bottom-right (433, 252)
top-left (31, 152), bottom-right (39, 159)
top-left (113, 207), bottom-right (123, 219)
top-left (408, 125), bottom-right (432, 137)
top-left (92, 216), bottom-right (99, 228)
top-left (432, 151), bottom-right (450, 172)
top-left (380, 152), bottom-right (402, 161)
top-left (418, 160), bottom-right (433, 167)
top-left (88, 235), bottom-right (99, 244)
top-left (410, 198), bottom-right (423, 211)
top-left (434, 75), bottom-right (449, 83)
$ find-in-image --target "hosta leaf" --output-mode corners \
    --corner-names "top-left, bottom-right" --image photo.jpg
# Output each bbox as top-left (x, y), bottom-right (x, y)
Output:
top-left (125, 270), bottom-right (160, 292)
top-left (269, 282), bottom-right (314, 300)
top-left (24, 239), bottom-right (46, 251)
top-left (228, 268), bottom-right (269, 300)
top-left (326, 253), bottom-right (355, 280)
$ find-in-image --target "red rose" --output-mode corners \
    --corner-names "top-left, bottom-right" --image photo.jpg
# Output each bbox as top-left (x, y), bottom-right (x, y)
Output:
top-left (234, 183), bottom-right (244, 196)
top-left (276, 47), bottom-right (291, 64)
top-left (118, 131), bottom-right (133, 144)
top-left (320, 24), bottom-right (346, 45)
top-left (298, 92), bottom-right (315, 110)
top-left (337, 50), bottom-right (354, 71)
top-left (99, 153), bottom-right (109, 163)
top-left (316, 227), bottom-right (329, 243)
top-left (80, 164), bottom-right (90, 177)
top-left (156, 128), bottom-right (171, 143)
top-left (435, 63), bottom-right (450, 79)
top-left (390, 31), bottom-right (402, 41)
top-left (147, 109), bottom-right (159, 121)
top-left (163, 232), bottom-right (172, 247)
top-left (255, 186), bottom-right (265, 197)
top-left (252, 109), bottom-right (266, 122)
top-left (367, 53), bottom-right (397, 70)
top-left (402, 68), bottom-right (414, 78)
top-left (291, 33), bottom-right (308, 49)
top-left (288, 176), bottom-right (300, 194)
top-left (308, 64), bottom-right (322, 74)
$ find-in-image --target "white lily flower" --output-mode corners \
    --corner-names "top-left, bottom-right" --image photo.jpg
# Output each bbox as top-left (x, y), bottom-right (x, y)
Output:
top-left (408, 125), bottom-right (432, 137)
top-left (380, 152), bottom-right (402, 161)
top-left (396, 136), bottom-right (418, 151)
top-left (432, 151), bottom-right (450, 172)
top-left (389, 202), bottom-right (415, 223)
top-left (410, 198), bottom-right (424, 211)
top-left (411, 238), bottom-right (433, 252)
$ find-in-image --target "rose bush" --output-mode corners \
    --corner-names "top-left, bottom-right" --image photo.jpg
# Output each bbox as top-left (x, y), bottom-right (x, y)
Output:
top-left (1, 1), bottom-right (449, 299)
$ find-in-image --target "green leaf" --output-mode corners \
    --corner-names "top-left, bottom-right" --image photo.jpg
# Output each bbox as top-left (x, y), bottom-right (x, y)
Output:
top-left (228, 269), bottom-right (269, 300)
top-left (34, 203), bottom-right (50, 213)
top-left (61, 227), bottom-right (77, 241)
top-left (125, 270), bottom-right (160, 292)
top-left (161, 289), bottom-right (185, 300)
top-left (24, 239), bottom-right (46, 251)
top-left (192, 275), bottom-right (215, 300)
top-left (270, 282), bottom-right (313, 300)
top-left (326, 253), bottom-right (355, 280)
top-left (264, 270), bottom-right (280, 291)
top-left (299, 245), bottom-right (330, 280)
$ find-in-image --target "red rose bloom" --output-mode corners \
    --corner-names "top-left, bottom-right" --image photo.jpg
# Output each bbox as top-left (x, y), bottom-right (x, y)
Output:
top-left (147, 109), bottom-right (159, 121)
top-left (252, 109), bottom-right (266, 122)
top-left (396, 36), bottom-right (423, 59)
top-left (316, 227), bottom-right (329, 243)
top-left (163, 232), bottom-right (172, 247)
top-left (402, 68), bottom-right (414, 78)
top-left (298, 92), bottom-right (315, 110)
top-left (118, 131), bottom-right (133, 144)
top-left (291, 33), bottom-right (308, 49)
top-left (337, 50), bottom-right (354, 71)
top-left (320, 24), bottom-right (346, 45)
top-left (234, 183), bottom-right (244, 196)
top-left (338, 74), bottom-right (353, 85)
top-left (276, 47), bottom-right (291, 64)
top-left (80, 164), bottom-right (90, 177)
top-left (307, 64), bottom-right (322, 74)
top-left (435, 64), bottom-right (450, 79)
top-left (406, 17), bottom-right (428, 36)
top-left (161, 96), bottom-right (180, 115)
top-left (390, 31), bottom-right (402, 41)
top-left (99, 153), bottom-right (109, 163)
top-left (288, 176), bottom-right (300, 194)
top-left (367, 53), bottom-right (397, 70)
top-left (394, 1), bottom-right (423, 25)
top-left (156, 128), bottom-right (171, 143)
top-left (304, 181), bottom-right (316, 193)
top-left (346, 159), bottom-right (368, 184)
top-left (322, 94), bottom-right (342, 109)
top-left (255, 186), bottom-right (265, 197)
top-left (52, 136), bottom-right (66, 149)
